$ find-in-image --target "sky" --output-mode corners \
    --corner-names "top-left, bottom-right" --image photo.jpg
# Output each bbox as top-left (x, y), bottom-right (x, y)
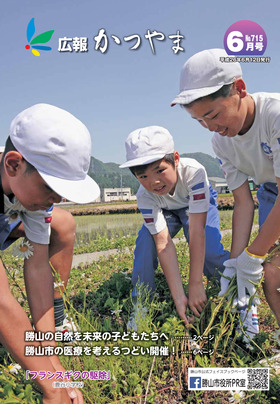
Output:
top-left (0, 0), bottom-right (279, 164)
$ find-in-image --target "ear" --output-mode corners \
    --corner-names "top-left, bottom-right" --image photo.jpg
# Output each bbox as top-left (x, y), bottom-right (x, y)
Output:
top-left (234, 78), bottom-right (247, 99)
top-left (4, 151), bottom-right (25, 177)
top-left (174, 151), bottom-right (180, 167)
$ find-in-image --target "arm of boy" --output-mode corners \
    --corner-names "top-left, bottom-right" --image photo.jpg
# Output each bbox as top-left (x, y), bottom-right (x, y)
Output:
top-left (188, 212), bottom-right (207, 317)
top-left (212, 138), bottom-right (254, 258)
top-left (24, 242), bottom-right (55, 332)
top-left (228, 181), bottom-right (257, 304)
top-left (212, 143), bottom-right (262, 301)
top-left (235, 176), bottom-right (280, 305)
top-left (247, 176), bottom-right (280, 255)
top-left (153, 226), bottom-right (190, 326)
top-left (0, 258), bottom-right (81, 403)
top-left (24, 241), bottom-right (83, 403)
top-left (24, 242), bottom-right (63, 368)
top-left (231, 180), bottom-right (255, 258)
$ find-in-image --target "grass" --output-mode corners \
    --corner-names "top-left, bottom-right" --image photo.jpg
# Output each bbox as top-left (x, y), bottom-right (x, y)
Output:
top-left (74, 213), bottom-right (143, 254)
top-left (0, 209), bottom-right (279, 403)
top-left (217, 191), bottom-right (257, 198)
top-left (219, 209), bottom-right (259, 231)
top-left (73, 209), bottom-right (259, 254)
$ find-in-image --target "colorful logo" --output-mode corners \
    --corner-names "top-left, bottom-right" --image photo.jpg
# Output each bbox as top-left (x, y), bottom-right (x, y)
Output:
top-left (224, 20), bottom-right (267, 56)
top-left (25, 18), bottom-right (54, 56)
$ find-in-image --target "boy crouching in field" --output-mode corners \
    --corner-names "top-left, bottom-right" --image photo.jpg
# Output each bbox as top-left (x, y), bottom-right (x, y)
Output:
top-left (171, 48), bottom-right (280, 343)
top-left (0, 104), bottom-right (100, 403)
top-left (120, 126), bottom-right (229, 327)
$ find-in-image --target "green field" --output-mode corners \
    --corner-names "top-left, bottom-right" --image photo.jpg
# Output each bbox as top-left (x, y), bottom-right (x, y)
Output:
top-left (0, 210), bottom-right (279, 403)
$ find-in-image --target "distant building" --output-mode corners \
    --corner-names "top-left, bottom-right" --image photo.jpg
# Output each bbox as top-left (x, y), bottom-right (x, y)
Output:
top-left (209, 177), bottom-right (229, 194)
top-left (209, 176), bottom-right (258, 193)
top-left (101, 187), bottom-right (136, 202)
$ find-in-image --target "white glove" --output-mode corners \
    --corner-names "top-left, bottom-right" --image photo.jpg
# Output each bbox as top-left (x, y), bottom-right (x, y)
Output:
top-left (219, 258), bottom-right (237, 297)
top-left (236, 248), bottom-right (264, 306)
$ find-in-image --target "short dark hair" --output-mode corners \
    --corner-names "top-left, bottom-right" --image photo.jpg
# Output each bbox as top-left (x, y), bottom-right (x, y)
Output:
top-left (129, 153), bottom-right (175, 177)
top-left (183, 83), bottom-right (234, 108)
top-left (1, 136), bottom-right (36, 173)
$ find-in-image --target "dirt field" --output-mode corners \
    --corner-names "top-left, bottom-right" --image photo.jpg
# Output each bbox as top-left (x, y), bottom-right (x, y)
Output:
top-left (66, 195), bottom-right (259, 216)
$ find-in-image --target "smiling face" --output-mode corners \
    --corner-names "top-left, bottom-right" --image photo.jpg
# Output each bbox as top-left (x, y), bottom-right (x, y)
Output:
top-left (135, 152), bottom-right (180, 196)
top-left (2, 151), bottom-right (62, 211)
top-left (184, 79), bottom-right (255, 138)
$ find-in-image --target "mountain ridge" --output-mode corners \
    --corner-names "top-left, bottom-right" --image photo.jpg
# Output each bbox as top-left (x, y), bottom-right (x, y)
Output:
top-left (89, 152), bottom-right (224, 194)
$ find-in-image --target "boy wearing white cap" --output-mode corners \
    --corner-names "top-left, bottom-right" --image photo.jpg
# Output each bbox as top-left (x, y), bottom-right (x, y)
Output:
top-left (172, 48), bottom-right (280, 342)
top-left (120, 126), bottom-right (229, 326)
top-left (0, 103), bottom-right (100, 403)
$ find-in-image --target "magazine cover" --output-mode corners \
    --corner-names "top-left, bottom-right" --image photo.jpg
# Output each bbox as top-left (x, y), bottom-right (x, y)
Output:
top-left (0, 0), bottom-right (279, 403)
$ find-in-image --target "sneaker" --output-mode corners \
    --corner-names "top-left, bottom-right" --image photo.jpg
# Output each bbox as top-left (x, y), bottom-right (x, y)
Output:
top-left (127, 304), bottom-right (148, 332)
top-left (237, 304), bottom-right (259, 347)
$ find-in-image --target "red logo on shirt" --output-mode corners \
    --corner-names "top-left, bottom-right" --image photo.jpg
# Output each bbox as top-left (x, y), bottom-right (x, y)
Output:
top-left (144, 218), bottom-right (154, 223)
top-left (45, 217), bottom-right (52, 223)
top-left (193, 193), bottom-right (206, 201)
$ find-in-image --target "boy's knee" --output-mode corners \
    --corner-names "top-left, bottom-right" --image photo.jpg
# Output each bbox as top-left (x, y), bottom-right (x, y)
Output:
top-left (135, 225), bottom-right (155, 250)
top-left (263, 259), bottom-right (280, 283)
top-left (205, 238), bottom-right (220, 261)
top-left (205, 226), bottom-right (227, 257)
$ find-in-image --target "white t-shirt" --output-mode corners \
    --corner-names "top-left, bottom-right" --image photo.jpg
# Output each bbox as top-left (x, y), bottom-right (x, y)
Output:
top-left (137, 158), bottom-right (209, 235)
top-left (212, 92), bottom-right (280, 191)
top-left (3, 195), bottom-right (52, 244)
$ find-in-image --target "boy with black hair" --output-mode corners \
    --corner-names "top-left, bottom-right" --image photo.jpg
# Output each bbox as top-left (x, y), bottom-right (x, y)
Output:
top-left (172, 48), bottom-right (280, 341)
top-left (120, 125), bottom-right (229, 326)
top-left (0, 103), bottom-right (100, 403)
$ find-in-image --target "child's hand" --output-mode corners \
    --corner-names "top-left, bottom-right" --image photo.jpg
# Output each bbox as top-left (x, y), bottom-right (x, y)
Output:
top-left (219, 258), bottom-right (237, 297)
top-left (236, 248), bottom-right (264, 306)
top-left (188, 281), bottom-right (207, 317)
top-left (43, 385), bottom-right (83, 404)
top-left (174, 295), bottom-right (194, 326)
top-left (67, 387), bottom-right (84, 404)
top-left (47, 361), bottom-right (84, 404)
top-left (43, 389), bottom-right (72, 404)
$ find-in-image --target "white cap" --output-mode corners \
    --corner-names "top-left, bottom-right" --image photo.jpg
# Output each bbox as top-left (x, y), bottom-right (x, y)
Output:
top-left (10, 104), bottom-right (100, 204)
top-left (171, 48), bottom-right (242, 106)
top-left (120, 126), bottom-right (174, 168)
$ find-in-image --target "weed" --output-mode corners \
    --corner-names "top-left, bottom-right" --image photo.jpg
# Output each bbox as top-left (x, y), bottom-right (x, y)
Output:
top-left (0, 210), bottom-right (279, 403)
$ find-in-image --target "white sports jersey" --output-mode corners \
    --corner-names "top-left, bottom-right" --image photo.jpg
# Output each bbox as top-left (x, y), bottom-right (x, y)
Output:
top-left (212, 92), bottom-right (280, 191)
top-left (137, 158), bottom-right (209, 234)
